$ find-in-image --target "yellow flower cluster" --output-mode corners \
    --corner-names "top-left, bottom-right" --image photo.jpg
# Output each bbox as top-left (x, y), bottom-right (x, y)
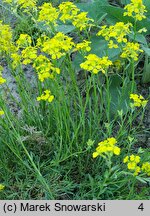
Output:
top-left (0, 74), bottom-right (6, 85)
top-left (97, 22), bottom-right (132, 48)
top-left (80, 54), bottom-right (112, 74)
top-left (74, 40), bottom-right (91, 52)
top-left (37, 90), bottom-right (54, 103)
top-left (72, 12), bottom-right (94, 31)
top-left (59, 1), bottom-right (80, 23)
top-left (3, 0), bottom-right (12, 3)
top-left (120, 42), bottom-right (143, 61)
top-left (93, 137), bottom-right (121, 158)
top-left (11, 53), bottom-right (21, 69)
top-left (0, 110), bottom-right (5, 116)
top-left (18, 0), bottom-right (37, 10)
top-left (123, 154), bottom-right (141, 176)
top-left (38, 3), bottom-right (59, 26)
top-left (33, 55), bottom-right (60, 82)
top-left (11, 33), bottom-right (41, 68)
top-left (0, 21), bottom-right (14, 55)
top-left (0, 76), bottom-right (6, 85)
top-left (16, 34), bottom-right (32, 48)
top-left (0, 66), bottom-right (6, 85)
top-left (39, 32), bottom-right (75, 59)
top-left (113, 60), bottom-right (122, 70)
top-left (4, 0), bottom-right (37, 11)
top-left (124, 0), bottom-right (147, 21)
top-left (59, 1), bottom-right (93, 30)
top-left (0, 184), bottom-right (5, 191)
top-left (138, 27), bottom-right (147, 33)
top-left (130, 93), bottom-right (148, 107)
top-left (12, 33), bottom-right (35, 67)
top-left (21, 46), bottom-right (37, 65)
top-left (142, 162), bottom-right (150, 176)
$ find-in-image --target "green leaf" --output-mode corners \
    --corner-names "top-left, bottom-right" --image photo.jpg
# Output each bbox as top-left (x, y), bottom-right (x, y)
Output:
top-left (129, 33), bottom-right (147, 45)
top-left (142, 46), bottom-right (150, 56)
top-left (121, 0), bottom-right (130, 4)
top-left (96, 13), bottom-right (108, 25)
top-left (56, 25), bottom-right (75, 34)
top-left (73, 53), bottom-right (84, 72)
top-left (102, 5), bottom-right (133, 25)
top-left (90, 36), bottom-right (120, 60)
top-left (136, 176), bottom-right (149, 184)
top-left (90, 36), bottom-right (108, 57)
top-left (35, 22), bottom-right (52, 33)
top-left (76, 1), bottom-right (109, 21)
top-left (142, 61), bottom-right (150, 83)
top-left (109, 75), bottom-right (131, 116)
top-left (143, 0), bottom-right (150, 10)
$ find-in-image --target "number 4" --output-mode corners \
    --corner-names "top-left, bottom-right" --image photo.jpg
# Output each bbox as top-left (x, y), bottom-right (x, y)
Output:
top-left (138, 203), bottom-right (144, 211)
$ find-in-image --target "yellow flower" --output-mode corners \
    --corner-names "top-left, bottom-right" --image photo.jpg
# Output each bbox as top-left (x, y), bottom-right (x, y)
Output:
top-left (127, 162), bottom-right (137, 170)
top-left (0, 77), bottom-right (6, 85)
top-left (3, 0), bottom-right (12, 3)
top-left (120, 42), bottom-right (143, 61)
top-left (123, 156), bottom-right (129, 163)
top-left (11, 53), bottom-right (21, 69)
top-left (0, 110), bottom-right (4, 116)
top-left (38, 3), bottom-right (59, 26)
top-left (92, 137), bottom-right (120, 158)
top-left (18, 0), bottom-right (37, 11)
top-left (107, 137), bottom-right (117, 145)
top-left (75, 40), bottom-right (91, 52)
top-left (130, 93), bottom-right (148, 108)
top-left (97, 22), bottom-right (132, 47)
top-left (0, 21), bottom-right (14, 55)
top-left (0, 184), bottom-right (5, 191)
top-left (138, 28), bottom-right (147, 33)
top-left (108, 40), bottom-right (118, 49)
top-left (123, 154), bottom-right (141, 175)
top-left (113, 60), bottom-right (122, 70)
top-left (130, 154), bottom-right (135, 161)
top-left (16, 34), bottom-right (32, 48)
top-left (37, 90), bottom-right (54, 103)
top-left (4, 0), bottom-right (37, 11)
top-left (59, 1), bottom-right (80, 23)
top-left (113, 146), bottom-right (121, 155)
top-left (124, 0), bottom-right (147, 21)
top-left (92, 152), bottom-right (99, 158)
top-left (134, 166), bottom-right (141, 176)
top-left (72, 12), bottom-right (94, 31)
top-left (141, 100), bottom-right (148, 107)
top-left (36, 35), bottom-right (47, 48)
top-left (21, 46), bottom-right (37, 65)
top-left (135, 156), bottom-right (140, 163)
top-left (40, 32), bottom-right (75, 59)
top-left (0, 66), bottom-right (6, 84)
top-left (142, 162), bottom-right (150, 176)
top-left (33, 55), bottom-right (60, 82)
top-left (80, 54), bottom-right (112, 74)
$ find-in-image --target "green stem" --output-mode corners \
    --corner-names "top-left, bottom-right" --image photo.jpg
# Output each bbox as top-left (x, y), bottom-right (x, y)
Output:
top-left (105, 73), bottom-right (110, 122)
top-left (98, 155), bottom-right (112, 197)
top-left (133, 20), bottom-right (137, 41)
top-left (131, 60), bottom-right (135, 92)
